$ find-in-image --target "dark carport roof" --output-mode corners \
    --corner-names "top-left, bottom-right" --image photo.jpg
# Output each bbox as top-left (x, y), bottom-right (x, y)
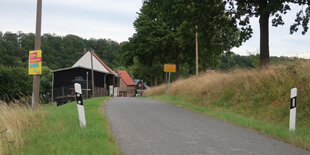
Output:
top-left (51, 66), bottom-right (113, 75)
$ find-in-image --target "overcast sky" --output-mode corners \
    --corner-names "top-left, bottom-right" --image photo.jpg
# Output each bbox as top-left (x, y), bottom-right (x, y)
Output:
top-left (0, 0), bottom-right (309, 58)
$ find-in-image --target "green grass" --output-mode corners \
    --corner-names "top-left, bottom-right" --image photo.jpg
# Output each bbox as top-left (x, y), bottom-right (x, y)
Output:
top-left (152, 95), bottom-right (310, 151)
top-left (13, 97), bottom-right (121, 155)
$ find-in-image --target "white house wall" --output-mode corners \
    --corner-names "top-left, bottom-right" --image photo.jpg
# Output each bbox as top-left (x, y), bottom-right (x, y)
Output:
top-left (72, 51), bottom-right (110, 74)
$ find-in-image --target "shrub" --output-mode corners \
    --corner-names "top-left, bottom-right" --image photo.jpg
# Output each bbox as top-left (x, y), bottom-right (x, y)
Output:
top-left (0, 65), bottom-right (52, 103)
top-left (0, 65), bottom-right (32, 101)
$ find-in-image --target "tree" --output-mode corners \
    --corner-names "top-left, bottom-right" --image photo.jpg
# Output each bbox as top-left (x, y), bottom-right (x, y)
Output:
top-left (122, 3), bottom-right (172, 85)
top-left (146, 0), bottom-right (244, 73)
top-left (174, 0), bottom-right (243, 71)
top-left (122, 0), bottom-right (244, 84)
top-left (0, 65), bottom-right (32, 100)
top-left (40, 66), bottom-right (53, 103)
top-left (225, 0), bottom-right (310, 67)
top-left (0, 31), bottom-right (124, 102)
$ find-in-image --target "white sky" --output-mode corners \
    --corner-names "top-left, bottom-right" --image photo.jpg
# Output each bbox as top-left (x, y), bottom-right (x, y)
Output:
top-left (0, 0), bottom-right (309, 58)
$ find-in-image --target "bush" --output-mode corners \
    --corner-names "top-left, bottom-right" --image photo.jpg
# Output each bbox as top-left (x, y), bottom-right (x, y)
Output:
top-left (0, 65), bottom-right (32, 100)
top-left (40, 66), bottom-right (52, 103)
top-left (0, 65), bottom-right (52, 103)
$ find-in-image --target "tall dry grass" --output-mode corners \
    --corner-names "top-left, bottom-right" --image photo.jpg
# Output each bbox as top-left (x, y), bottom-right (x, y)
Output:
top-left (145, 60), bottom-right (310, 125)
top-left (0, 99), bottom-right (44, 154)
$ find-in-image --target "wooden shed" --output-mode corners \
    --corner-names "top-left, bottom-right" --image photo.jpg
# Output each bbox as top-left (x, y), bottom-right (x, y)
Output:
top-left (52, 51), bottom-right (119, 103)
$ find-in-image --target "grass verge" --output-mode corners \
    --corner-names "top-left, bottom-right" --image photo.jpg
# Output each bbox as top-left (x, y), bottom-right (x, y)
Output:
top-left (0, 100), bottom-right (43, 155)
top-left (145, 61), bottom-right (310, 150)
top-left (152, 95), bottom-right (310, 151)
top-left (13, 97), bottom-right (121, 155)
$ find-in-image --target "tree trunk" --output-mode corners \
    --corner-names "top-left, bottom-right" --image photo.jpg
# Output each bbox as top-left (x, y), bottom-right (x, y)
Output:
top-left (150, 77), bottom-right (153, 86)
top-left (201, 59), bottom-right (205, 73)
top-left (176, 63), bottom-right (180, 80)
top-left (163, 72), bottom-right (165, 84)
top-left (259, 13), bottom-right (270, 68)
top-left (154, 76), bottom-right (158, 86)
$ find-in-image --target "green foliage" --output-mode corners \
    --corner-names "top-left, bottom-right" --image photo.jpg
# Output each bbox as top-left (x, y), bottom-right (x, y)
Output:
top-left (219, 52), bottom-right (299, 71)
top-left (40, 66), bottom-right (53, 103)
top-left (0, 31), bottom-right (123, 100)
top-left (225, 0), bottom-right (310, 66)
top-left (0, 31), bottom-right (123, 70)
top-left (122, 0), bottom-right (244, 85)
top-left (219, 53), bottom-right (257, 70)
top-left (0, 65), bottom-right (53, 102)
top-left (0, 65), bottom-right (32, 100)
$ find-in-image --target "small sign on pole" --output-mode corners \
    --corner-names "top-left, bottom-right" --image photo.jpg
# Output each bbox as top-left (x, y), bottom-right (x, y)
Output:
top-left (164, 64), bottom-right (176, 96)
top-left (289, 88), bottom-right (297, 131)
top-left (29, 50), bottom-right (42, 75)
top-left (164, 64), bottom-right (176, 73)
top-left (75, 83), bottom-right (86, 128)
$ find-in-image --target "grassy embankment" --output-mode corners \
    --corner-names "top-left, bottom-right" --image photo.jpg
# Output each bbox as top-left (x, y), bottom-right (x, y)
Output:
top-left (145, 60), bottom-right (310, 150)
top-left (0, 97), bottom-right (121, 154)
top-left (0, 98), bottom-right (43, 155)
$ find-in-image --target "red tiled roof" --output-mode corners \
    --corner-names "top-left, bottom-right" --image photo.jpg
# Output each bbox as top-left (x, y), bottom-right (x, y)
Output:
top-left (91, 51), bottom-right (115, 75)
top-left (116, 70), bottom-right (135, 86)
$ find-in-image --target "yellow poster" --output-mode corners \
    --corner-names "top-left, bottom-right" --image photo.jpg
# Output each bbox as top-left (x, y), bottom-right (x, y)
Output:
top-left (28, 50), bottom-right (42, 75)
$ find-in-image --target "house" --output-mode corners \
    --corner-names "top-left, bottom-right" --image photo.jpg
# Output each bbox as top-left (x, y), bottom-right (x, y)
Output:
top-left (134, 79), bottom-right (149, 96)
top-left (52, 51), bottom-right (119, 105)
top-left (115, 70), bottom-right (135, 97)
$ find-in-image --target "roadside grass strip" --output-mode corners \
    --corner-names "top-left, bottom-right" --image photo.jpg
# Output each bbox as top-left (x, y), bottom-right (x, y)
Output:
top-left (152, 95), bottom-right (310, 151)
top-left (15, 97), bottom-right (121, 155)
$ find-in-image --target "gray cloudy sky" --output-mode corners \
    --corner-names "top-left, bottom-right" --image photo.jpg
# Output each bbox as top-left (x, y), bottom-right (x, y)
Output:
top-left (0, 0), bottom-right (309, 58)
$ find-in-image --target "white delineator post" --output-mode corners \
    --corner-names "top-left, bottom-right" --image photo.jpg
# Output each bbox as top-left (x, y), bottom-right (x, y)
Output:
top-left (75, 83), bottom-right (86, 128)
top-left (289, 88), bottom-right (297, 131)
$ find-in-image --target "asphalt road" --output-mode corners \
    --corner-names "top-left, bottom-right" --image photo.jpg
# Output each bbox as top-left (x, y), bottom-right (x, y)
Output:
top-left (105, 97), bottom-right (309, 155)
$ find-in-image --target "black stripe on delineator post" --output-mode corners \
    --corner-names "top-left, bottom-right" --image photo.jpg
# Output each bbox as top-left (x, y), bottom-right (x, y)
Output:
top-left (76, 93), bottom-right (83, 106)
top-left (290, 96), bottom-right (297, 109)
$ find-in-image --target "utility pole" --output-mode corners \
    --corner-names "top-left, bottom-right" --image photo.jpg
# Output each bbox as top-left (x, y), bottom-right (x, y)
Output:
top-left (91, 51), bottom-right (95, 97)
top-left (195, 25), bottom-right (199, 76)
top-left (86, 72), bottom-right (88, 99)
top-left (32, 0), bottom-right (42, 110)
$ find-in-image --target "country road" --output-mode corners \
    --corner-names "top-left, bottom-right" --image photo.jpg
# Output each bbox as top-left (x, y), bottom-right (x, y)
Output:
top-left (105, 97), bottom-right (309, 155)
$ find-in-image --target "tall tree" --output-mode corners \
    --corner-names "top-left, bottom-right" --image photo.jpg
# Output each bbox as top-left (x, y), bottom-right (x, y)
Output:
top-left (225, 0), bottom-right (310, 67)
top-left (123, 0), bottom-right (244, 84)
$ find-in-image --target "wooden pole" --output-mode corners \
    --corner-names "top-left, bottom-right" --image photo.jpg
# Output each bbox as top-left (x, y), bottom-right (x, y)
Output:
top-left (86, 72), bottom-right (88, 99)
top-left (195, 25), bottom-right (199, 76)
top-left (91, 51), bottom-right (95, 97)
top-left (51, 74), bottom-right (54, 102)
top-left (32, 0), bottom-right (42, 110)
top-left (168, 72), bottom-right (171, 96)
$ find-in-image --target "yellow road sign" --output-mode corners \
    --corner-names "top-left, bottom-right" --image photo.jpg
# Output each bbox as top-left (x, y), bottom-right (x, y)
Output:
top-left (29, 50), bottom-right (42, 75)
top-left (164, 64), bottom-right (176, 73)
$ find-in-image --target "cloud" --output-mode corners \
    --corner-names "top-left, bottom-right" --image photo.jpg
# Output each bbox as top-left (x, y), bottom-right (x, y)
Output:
top-left (41, 14), bottom-right (135, 42)
top-left (1, 1), bottom-right (309, 57)
top-left (44, 0), bottom-right (142, 15)
top-left (0, 0), bottom-right (142, 43)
